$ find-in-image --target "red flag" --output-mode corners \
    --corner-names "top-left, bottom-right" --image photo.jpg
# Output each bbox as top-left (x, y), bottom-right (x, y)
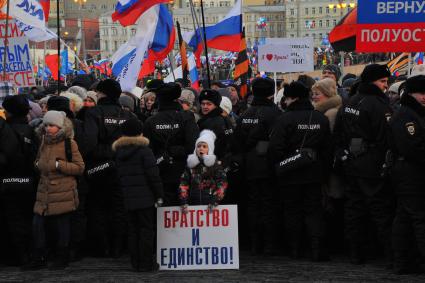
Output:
top-left (45, 54), bottom-right (59, 81)
top-left (39, 0), bottom-right (51, 22)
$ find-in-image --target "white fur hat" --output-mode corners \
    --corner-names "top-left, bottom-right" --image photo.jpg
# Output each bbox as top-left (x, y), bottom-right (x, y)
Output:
top-left (187, 130), bottom-right (217, 168)
top-left (130, 87), bottom-right (144, 99)
top-left (220, 96), bottom-right (232, 115)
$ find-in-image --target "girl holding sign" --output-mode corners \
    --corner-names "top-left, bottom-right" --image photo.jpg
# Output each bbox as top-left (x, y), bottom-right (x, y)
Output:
top-left (179, 130), bottom-right (228, 212)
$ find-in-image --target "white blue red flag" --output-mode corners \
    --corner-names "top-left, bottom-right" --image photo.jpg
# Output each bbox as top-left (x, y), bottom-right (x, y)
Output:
top-left (183, 0), bottom-right (242, 66)
top-left (112, 0), bottom-right (169, 27)
top-left (7, 0), bottom-right (46, 29)
top-left (415, 52), bottom-right (424, 65)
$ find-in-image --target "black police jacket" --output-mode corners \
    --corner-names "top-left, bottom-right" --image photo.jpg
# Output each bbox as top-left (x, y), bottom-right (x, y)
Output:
top-left (233, 97), bottom-right (281, 180)
top-left (389, 94), bottom-right (425, 195)
top-left (84, 97), bottom-right (136, 164)
top-left (1, 117), bottom-right (38, 194)
top-left (334, 83), bottom-right (392, 179)
top-left (268, 99), bottom-right (332, 185)
top-left (143, 102), bottom-right (199, 184)
top-left (198, 107), bottom-right (234, 160)
top-left (0, 118), bottom-right (20, 175)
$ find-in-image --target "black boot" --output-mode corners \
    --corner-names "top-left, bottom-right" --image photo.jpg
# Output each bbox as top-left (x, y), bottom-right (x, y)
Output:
top-left (350, 243), bottom-right (365, 265)
top-left (21, 250), bottom-right (47, 271)
top-left (311, 238), bottom-right (329, 262)
top-left (49, 248), bottom-right (69, 270)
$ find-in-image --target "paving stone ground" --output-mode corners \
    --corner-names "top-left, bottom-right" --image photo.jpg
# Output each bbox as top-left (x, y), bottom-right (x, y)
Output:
top-left (2, 253), bottom-right (425, 282)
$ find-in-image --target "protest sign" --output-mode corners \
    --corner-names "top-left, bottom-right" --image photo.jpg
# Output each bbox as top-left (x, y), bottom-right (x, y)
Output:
top-left (258, 37), bottom-right (314, 73)
top-left (0, 20), bottom-right (35, 87)
top-left (357, 0), bottom-right (425, 52)
top-left (157, 205), bottom-right (239, 270)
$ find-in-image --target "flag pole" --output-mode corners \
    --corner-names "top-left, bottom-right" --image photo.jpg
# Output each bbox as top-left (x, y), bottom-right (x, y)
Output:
top-left (2, 0), bottom-right (10, 79)
top-left (408, 53), bottom-right (412, 76)
top-left (188, 0), bottom-right (207, 83)
top-left (57, 0), bottom-right (61, 93)
top-left (168, 54), bottom-right (176, 81)
top-left (199, 0), bottom-right (211, 88)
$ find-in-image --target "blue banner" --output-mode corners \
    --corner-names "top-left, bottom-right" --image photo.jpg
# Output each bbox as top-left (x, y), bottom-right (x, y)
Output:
top-left (358, 0), bottom-right (425, 24)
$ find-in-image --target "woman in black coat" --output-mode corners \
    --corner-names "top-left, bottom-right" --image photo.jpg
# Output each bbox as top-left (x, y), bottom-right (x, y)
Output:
top-left (112, 119), bottom-right (163, 272)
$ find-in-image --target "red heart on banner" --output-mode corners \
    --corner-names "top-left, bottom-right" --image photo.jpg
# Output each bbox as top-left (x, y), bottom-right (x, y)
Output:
top-left (266, 54), bottom-right (273, 61)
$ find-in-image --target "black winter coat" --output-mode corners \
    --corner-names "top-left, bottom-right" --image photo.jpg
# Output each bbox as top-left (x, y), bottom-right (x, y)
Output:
top-left (198, 107), bottom-right (234, 160)
top-left (84, 97), bottom-right (136, 164)
top-left (334, 83), bottom-right (392, 179)
top-left (1, 116), bottom-right (38, 195)
top-left (143, 102), bottom-right (199, 184)
top-left (113, 135), bottom-right (164, 210)
top-left (268, 99), bottom-right (332, 185)
top-left (233, 97), bottom-right (281, 180)
top-left (0, 118), bottom-right (19, 173)
top-left (389, 94), bottom-right (425, 196)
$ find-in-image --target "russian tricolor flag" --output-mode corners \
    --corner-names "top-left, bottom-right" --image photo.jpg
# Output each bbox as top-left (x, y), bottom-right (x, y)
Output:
top-left (415, 52), bottom-right (424, 65)
top-left (183, 0), bottom-right (242, 66)
top-left (112, 4), bottom-right (175, 90)
top-left (112, 0), bottom-right (170, 27)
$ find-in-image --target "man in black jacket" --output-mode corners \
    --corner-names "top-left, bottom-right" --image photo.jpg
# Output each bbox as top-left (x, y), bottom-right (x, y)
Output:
top-left (198, 89), bottom-right (234, 161)
top-left (233, 78), bottom-right (281, 255)
top-left (0, 96), bottom-right (35, 266)
top-left (334, 64), bottom-right (393, 264)
top-left (269, 81), bottom-right (332, 261)
top-left (84, 79), bottom-right (135, 257)
top-left (389, 75), bottom-right (425, 274)
top-left (143, 83), bottom-right (199, 206)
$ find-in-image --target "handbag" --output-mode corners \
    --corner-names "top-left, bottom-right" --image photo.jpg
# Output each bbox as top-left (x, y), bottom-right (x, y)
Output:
top-left (275, 111), bottom-right (317, 176)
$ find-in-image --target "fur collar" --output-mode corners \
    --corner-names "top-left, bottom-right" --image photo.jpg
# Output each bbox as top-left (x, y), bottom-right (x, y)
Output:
top-left (112, 135), bottom-right (150, 151)
top-left (187, 153), bottom-right (216, 168)
top-left (314, 95), bottom-right (342, 113)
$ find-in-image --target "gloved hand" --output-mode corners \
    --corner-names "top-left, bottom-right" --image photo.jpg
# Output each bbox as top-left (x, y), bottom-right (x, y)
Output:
top-left (155, 198), bottom-right (163, 208)
top-left (181, 204), bottom-right (189, 214)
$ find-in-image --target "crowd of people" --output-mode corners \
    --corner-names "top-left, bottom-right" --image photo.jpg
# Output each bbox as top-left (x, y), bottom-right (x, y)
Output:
top-left (0, 63), bottom-right (425, 275)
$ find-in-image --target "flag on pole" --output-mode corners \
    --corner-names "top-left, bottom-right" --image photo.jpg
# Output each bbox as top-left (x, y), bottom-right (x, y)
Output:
top-left (177, 21), bottom-right (190, 86)
top-left (45, 54), bottom-right (59, 81)
top-left (112, 0), bottom-right (169, 27)
top-left (414, 52), bottom-right (424, 65)
top-left (387, 53), bottom-right (409, 76)
top-left (183, 0), bottom-right (242, 66)
top-left (113, 5), bottom-right (161, 91)
top-left (7, 0), bottom-right (46, 29)
top-left (233, 28), bottom-right (249, 98)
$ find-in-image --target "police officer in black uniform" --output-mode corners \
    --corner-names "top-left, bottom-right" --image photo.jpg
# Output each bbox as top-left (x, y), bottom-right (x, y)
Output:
top-left (143, 82), bottom-right (199, 206)
top-left (0, 96), bottom-right (36, 266)
top-left (334, 64), bottom-right (393, 264)
top-left (233, 78), bottom-right (281, 255)
top-left (269, 81), bottom-right (332, 261)
top-left (389, 75), bottom-right (425, 274)
top-left (84, 79), bottom-right (135, 257)
top-left (197, 89), bottom-right (234, 161)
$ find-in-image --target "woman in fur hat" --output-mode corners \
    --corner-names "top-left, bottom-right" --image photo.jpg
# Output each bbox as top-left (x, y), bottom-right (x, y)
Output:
top-left (312, 78), bottom-right (342, 132)
top-left (179, 130), bottom-right (228, 212)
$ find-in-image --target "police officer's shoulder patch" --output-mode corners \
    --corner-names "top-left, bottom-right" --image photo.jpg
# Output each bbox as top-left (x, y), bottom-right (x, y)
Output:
top-left (405, 122), bottom-right (416, 136)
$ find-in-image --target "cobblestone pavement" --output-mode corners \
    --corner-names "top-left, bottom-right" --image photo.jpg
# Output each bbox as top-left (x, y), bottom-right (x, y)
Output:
top-left (1, 254), bottom-right (425, 282)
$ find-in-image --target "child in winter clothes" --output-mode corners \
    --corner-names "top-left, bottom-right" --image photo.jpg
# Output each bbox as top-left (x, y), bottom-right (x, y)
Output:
top-left (112, 118), bottom-right (164, 272)
top-left (179, 130), bottom-right (228, 212)
top-left (26, 111), bottom-right (85, 270)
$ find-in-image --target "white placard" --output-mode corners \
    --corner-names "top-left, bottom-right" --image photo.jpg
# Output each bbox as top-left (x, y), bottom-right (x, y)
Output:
top-left (157, 205), bottom-right (239, 270)
top-left (258, 37), bottom-right (314, 73)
